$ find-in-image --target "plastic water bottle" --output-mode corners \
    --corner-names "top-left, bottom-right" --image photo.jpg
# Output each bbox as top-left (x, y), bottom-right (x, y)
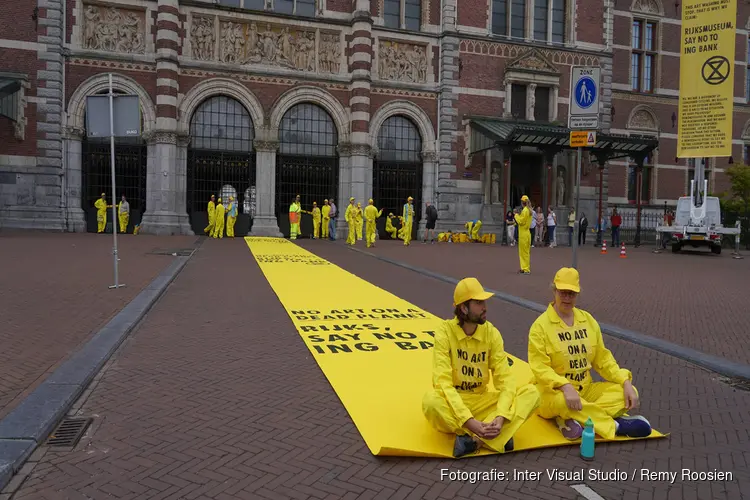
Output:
top-left (580, 417), bottom-right (595, 461)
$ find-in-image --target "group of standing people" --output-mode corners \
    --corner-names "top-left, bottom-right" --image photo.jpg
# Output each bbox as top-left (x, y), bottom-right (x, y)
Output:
top-left (94, 193), bottom-right (132, 234)
top-left (204, 194), bottom-right (239, 238)
top-left (287, 195), bottom-right (421, 248)
top-left (506, 205), bottom-right (559, 249)
top-left (423, 270), bottom-right (653, 457)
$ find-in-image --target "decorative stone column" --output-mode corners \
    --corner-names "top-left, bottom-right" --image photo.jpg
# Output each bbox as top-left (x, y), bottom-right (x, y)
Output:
top-left (62, 126), bottom-right (87, 232)
top-left (143, 131), bottom-right (193, 235)
top-left (251, 136), bottom-right (283, 237)
top-left (346, 0), bottom-right (373, 239)
top-left (140, 0), bottom-right (192, 235)
top-left (335, 142), bottom-right (353, 237)
top-left (527, 83), bottom-right (537, 120)
top-left (418, 150), bottom-right (438, 237)
top-left (503, 80), bottom-right (512, 117)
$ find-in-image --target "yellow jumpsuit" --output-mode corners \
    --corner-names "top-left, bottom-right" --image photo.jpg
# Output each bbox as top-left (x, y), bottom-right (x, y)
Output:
top-left (289, 201), bottom-right (301, 239)
top-left (465, 220), bottom-right (482, 241)
top-left (423, 318), bottom-right (541, 453)
top-left (225, 199), bottom-right (237, 237)
top-left (402, 203), bottom-right (414, 245)
top-left (94, 197), bottom-right (111, 233)
top-left (355, 203), bottom-right (363, 241)
top-left (211, 202), bottom-right (225, 238)
top-left (528, 304), bottom-right (636, 440)
top-left (204, 200), bottom-right (216, 235)
top-left (311, 206), bottom-right (321, 238)
top-left (364, 203), bottom-right (383, 248)
top-left (321, 204), bottom-right (330, 239)
top-left (345, 202), bottom-right (357, 245)
top-left (514, 206), bottom-right (532, 273)
top-left (117, 201), bottom-right (129, 234)
top-left (385, 215), bottom-right (398, 239)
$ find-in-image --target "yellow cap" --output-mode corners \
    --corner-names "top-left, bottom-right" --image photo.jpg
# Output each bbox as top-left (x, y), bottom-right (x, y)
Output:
top-left (553, 267), bottom-right (581, 293)
top-left (218, 197), bottom-right (222, 202)
top-left (229, 196), bottom-right (234, 201)
top-left (313, 201), bottom-right (317, 205)
top-left (453, 277), bottom-right (494, 306)
top-left (350, 197), bottom-right (355, 201)
top-left (521, 195), bottom-right (529, 202)
top-left (101, 192), bottom-right (106, 196)
top-left (368, 198), bottom-right (373, 204)
top-left (408, 196), bottom-right (414, 201)
top-left (324, 199), bottom-right (328, 202)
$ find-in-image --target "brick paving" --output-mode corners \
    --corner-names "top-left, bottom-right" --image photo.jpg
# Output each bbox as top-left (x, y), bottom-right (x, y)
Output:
top-left (0, 231), bottom-right (199, 420)
top-left (4, 238), bottom-right (749, 500)
top-left (352, 238), bottom-right (750, 366)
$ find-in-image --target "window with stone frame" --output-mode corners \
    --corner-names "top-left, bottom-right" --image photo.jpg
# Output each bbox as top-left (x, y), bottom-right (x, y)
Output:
top-left (744, 144), bottom-right (750, 164)
top-left (510, 83), bottom-right (527, 119)
top-left (534, 86), bottom-right (551, 122)
top-left (631, 18), bottom-right (657, 93)
top-left (627, 153), bottom-right (652, 204)
top-left (384, 0), bottom-right (421, 31)
top-left (218, 0), bottom-right (316, 16)
top-left (491, 0), bottom-right (566, 43)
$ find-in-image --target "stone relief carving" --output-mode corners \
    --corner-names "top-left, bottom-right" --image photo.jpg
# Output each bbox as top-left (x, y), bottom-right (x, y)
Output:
top-left (632, 0), bottom-right (660, 14)
top-left (378, 40), bottom-right (429, 84)
top-left (188, 16), bottom-right (342, 74)
top-left (83, 4), bottom-right (145, 54)
top-left (190, 16), bottom-right (215, 61)
top-left (506, 49), bottom-right (559, 74)
top-left (220, 21), bottom-right (316, 71)
top-left (629, 109), bottom-right (657, 130)
top-left (319, 32), bottom-right (342, 74)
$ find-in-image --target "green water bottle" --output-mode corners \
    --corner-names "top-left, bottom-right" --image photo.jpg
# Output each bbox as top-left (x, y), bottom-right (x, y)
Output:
top-left (580, 417), bottom-right (595, 461)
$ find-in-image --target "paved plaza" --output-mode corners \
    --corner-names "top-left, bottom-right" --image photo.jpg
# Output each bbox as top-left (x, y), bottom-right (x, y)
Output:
top-left (1, 234), bottom-right (749, 500)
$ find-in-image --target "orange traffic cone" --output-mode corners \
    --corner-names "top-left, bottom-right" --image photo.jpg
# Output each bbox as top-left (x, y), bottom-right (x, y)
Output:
top-left (601, 240), bottom-right (608, 254)
top-left (619, 242), bottom-right (627, 258)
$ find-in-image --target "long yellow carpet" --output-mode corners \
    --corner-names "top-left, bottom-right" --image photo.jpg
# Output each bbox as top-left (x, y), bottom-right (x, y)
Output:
top-left (245, 237), bottom-right (665, 458)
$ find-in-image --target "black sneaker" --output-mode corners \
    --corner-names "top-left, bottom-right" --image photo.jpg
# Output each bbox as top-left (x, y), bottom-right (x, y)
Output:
top-left (453, 434), bottom-right (479, 458)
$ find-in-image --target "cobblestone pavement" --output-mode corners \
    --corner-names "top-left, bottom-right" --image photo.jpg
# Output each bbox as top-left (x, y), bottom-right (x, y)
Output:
top-left (4, 238), bottom-right (748, 500)
top-left (353, 238), bottom-right (750, 365)
top-left (0, 231), bottom-right (199, 419)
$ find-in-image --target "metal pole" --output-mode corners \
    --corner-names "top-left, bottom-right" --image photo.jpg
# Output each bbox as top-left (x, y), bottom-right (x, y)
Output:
top-left (595, 165), bottom-right (603, 246)
top-left (108, 73), bottom-right (124, 289)
top-left (572, 147), bottom-right (582, 268)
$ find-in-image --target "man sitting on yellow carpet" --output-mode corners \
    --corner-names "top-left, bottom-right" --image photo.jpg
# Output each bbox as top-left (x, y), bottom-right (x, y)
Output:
top-left (422, 278), bottom-right (541, 457)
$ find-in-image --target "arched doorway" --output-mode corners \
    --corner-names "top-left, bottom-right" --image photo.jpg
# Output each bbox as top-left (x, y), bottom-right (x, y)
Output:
top-left (275, 103), bottom-right (339, 238)
top-left (186, 95), bottom-right (256, 236)
top-left (81, 89), bottom-right (147, 233)
top-left (373, 115), bottom-right (423, 240)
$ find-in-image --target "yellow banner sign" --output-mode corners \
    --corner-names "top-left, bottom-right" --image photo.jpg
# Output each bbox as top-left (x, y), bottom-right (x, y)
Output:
top-left (678, 0), bottom-right (737, 158)
top-left (244, 237), bottom-right (664, 457)
top-left (570, 131), bottom-right (596, 148)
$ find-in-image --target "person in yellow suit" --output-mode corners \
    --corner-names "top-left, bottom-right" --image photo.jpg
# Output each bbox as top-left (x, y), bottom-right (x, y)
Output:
top-left (527, 267), bottom-right (652, 441)
top-left (204, 195), bottom-right (216, 235)
top-left (345, 197), bottom-right (357, 245)
top-left (117, 195), bottom-right (130, 234)
top-left (364, 199), bottom-right (383, 248)
top-left (321, 199), bottom-right (330, 239)
top-left (211, 197), bottom-right (225, 238)
top-left (385, 213), bottom-right (398, 239)
top-left (355, 202), bottom-right (364, 241)
top-left (422, 277), bottom-right (541, 457)
top-left (465, 219), bottom-right (482, 242)
top-left (225, 196), bottom-right (237, 237)
top-left (307, 201), bottom-right (321, 239)
top-left (514, 196), bottom-right (532, 274)
top-left (94, 193), bottom-right (112, 233)
top-left (402, 196), bottom-right (415, 246)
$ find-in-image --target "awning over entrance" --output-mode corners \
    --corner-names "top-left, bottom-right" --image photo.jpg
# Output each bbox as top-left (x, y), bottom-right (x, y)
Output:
top-left (468, 117), bottom-right (659, 163)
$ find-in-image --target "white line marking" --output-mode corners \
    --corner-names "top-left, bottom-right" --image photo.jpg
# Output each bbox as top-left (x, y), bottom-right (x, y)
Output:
top-left (571, 483), bottom-right (607, 500)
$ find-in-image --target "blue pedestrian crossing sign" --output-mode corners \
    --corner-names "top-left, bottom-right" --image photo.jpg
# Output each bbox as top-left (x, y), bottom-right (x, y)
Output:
top-left (568, 66), bottom-right (601, 130)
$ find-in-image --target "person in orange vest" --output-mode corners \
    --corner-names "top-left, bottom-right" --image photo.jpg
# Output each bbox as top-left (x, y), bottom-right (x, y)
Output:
top-left (289, 194), bottom-right (302, 240)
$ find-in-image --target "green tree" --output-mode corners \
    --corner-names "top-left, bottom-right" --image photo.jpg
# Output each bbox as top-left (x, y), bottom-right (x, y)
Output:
top-left (725, 164), bottom-right (750, 213)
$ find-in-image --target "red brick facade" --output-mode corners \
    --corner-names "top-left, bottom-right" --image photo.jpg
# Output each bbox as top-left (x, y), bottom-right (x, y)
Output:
top-left (2, 0), bottom-right (749, 233)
